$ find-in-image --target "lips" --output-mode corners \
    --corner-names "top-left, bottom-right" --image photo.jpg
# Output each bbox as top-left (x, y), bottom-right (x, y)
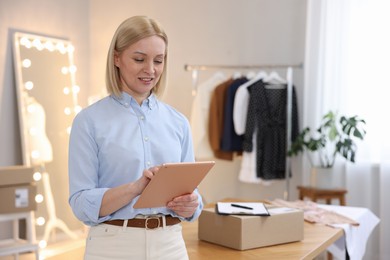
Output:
top-left (139, 77), bottom-right (153, 82)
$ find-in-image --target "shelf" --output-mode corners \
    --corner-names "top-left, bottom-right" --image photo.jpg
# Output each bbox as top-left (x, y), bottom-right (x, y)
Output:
top-left (0, 211), bottom-right (39, 259)
top-left (0, 238), bottom-right (38, 256)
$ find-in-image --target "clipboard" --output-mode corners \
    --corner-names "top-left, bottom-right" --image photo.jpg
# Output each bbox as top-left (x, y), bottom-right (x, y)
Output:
top-left (216, 202), bottom-right (270, 216)
top-left (133, 161), bottom-right (215, 209)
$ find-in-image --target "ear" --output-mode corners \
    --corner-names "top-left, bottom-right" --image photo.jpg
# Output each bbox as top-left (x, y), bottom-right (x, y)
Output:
top-left (114, 51), bottom-right (120, 67)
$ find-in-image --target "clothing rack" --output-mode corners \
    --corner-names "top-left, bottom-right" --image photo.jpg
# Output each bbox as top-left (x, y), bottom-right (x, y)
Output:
top-left (184, 63), bottom-right (303, 70)
top-left (185, 63), bottom-right (303, 200)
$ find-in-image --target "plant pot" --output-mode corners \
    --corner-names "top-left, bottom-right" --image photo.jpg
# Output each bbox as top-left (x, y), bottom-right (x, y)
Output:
top-left (310, 166), bottom-right (345, 189)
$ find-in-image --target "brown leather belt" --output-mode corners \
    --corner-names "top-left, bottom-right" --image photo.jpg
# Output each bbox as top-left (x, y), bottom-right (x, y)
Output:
top-left (103, 216), bottom-right (181, 230)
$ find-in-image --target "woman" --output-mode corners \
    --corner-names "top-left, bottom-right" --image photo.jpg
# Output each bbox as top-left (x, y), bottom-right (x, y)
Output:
top-left (68, 16), bottom-right (202, 259)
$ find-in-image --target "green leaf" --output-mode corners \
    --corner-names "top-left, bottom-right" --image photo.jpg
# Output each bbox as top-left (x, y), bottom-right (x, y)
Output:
top-left (287, 110), bottom-right (366, 164)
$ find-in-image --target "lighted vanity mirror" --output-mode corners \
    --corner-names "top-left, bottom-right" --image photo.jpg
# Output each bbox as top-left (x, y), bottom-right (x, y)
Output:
top-left (12, 32), bottom-right (82, 238)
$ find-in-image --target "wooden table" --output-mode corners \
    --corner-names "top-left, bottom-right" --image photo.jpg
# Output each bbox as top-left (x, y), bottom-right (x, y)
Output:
top-left (182, 220), bottom-right (343, 260)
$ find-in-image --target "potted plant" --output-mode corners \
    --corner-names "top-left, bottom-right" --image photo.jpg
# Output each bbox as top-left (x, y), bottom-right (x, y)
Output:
top-left (288, 111), bottom-right (366, 188)
top-left (288, 111), bottom-right (367, 167)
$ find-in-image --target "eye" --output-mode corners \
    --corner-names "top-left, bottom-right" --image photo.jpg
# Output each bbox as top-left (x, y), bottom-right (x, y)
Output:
top-left (134, 58), bottom-right (144, 63)
top-left (154, 60), bottom-right (163, 64)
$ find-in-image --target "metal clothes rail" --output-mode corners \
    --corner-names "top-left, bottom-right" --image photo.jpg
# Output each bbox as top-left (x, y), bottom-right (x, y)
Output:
top-left (184, 63), bottom-right (303, 71)
top-left (184, 63), bottom-right (304, 200)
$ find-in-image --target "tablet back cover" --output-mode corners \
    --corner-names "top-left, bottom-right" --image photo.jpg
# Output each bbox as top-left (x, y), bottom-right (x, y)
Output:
top-left (133, 161), bottom-right (215, 208)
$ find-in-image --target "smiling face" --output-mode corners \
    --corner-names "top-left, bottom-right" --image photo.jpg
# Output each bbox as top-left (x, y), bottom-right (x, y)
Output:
top-left (114, 35), bottom-right (166, 104)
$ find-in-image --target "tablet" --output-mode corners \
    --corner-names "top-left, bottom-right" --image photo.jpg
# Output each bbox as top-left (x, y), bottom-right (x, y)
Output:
top-left (133, 161), bottom-right (215, 209)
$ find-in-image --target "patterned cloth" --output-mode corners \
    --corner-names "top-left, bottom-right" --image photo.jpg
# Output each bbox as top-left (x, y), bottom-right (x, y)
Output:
top-left (270, 199), bottom-right (359, 226)
top-left (243, 80), bottom-right (299, 180)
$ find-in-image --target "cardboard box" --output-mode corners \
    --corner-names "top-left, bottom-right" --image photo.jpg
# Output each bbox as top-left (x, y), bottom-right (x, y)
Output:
top-left (0, 165), bottom-right (35, 186)
top-left (198, 206), bottom-right (304, 250)
top-left (0, 166), bottom-right (37, 213)
top-left (0, 184), bottom-right (37, 213)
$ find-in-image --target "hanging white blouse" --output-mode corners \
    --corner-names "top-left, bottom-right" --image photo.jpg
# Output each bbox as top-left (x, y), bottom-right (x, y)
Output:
top-left (233, 71), bottom-right (267, 135)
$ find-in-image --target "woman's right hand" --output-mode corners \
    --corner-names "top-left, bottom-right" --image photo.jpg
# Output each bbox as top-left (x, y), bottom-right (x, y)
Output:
top-left (99, 166), bottom-right (161, 217)
top-left (134, 166), bottom-right (160, 195)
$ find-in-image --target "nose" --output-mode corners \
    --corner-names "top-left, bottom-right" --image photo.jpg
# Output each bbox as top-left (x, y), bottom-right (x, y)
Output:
top-left (143, 61), bottom-right (155, 74)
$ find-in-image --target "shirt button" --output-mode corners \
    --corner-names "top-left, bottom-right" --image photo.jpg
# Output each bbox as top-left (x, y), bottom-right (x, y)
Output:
top-left (140, 116), bottom-right (144, 120)
top-left (147, 161), bottom-right (151, 166)
top-left (124, 102), bottom-right (129, 107)
top-left (144, 137), bottom-right (149, 142)
top-left (152, 211), bottom-right (157, 214)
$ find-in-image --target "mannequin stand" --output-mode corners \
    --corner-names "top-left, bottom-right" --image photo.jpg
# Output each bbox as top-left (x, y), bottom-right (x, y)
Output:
top-left (41, 170), bottom-right (78, 242)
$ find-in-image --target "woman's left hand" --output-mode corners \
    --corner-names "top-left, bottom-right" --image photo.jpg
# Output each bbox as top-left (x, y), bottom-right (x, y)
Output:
top-left (167, 192), bottom-right (199, 218)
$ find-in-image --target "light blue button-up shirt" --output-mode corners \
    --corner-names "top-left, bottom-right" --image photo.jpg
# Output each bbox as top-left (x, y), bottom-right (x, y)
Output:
top-left (68, 92), bottom-right (203, 226)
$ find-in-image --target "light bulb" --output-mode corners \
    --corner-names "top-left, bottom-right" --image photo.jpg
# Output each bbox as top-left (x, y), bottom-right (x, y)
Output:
top-left (36, 217), bottom-right (45, 226)
top-left (56, 42), bottom-right (66, 54)
top-left (39, 240), bottom-right (47, 249)
top-left (44, 41), bottom-right (54, 52)
top-left (35, 194), bottom-right (44, 203)
top-left (69, 65), bottom-right (77, 74)
top-left (24, 81), bottom-right (34, 90)
top-left (32, 39), bottom-right (44, 51)
top-left (22, 59), bottom-right (31, 68)
top-left (67, 44), bottom-right (75, 53)
top-left (61, 66), bottom-right (69, 74)
top-left (20, 37), bottom-right (30, 46)
top-left (63, 87), bottom-right (70, 95)
top-left (64, 107), bottom-right (71, 115)
top-left (72, 85), bottom-right (80, 94)
top-left (33, 171), bottom-right (42, 181)
top-left (22, 38), bottom-right (32, 49)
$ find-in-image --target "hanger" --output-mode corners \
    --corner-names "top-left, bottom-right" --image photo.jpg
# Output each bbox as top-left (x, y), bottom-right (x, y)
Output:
top-left (232, 71), bottom-right (242, 79)
top-left (263, 71), bottom-right (287, 89)
top-left (264, 71), bottom-right (287, 84)
top-left (246, 71), bottom-right (256, 80)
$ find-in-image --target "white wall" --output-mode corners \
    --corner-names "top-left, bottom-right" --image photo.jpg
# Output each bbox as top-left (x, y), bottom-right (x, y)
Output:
top-left (0, 0), bottom-right (306, 238)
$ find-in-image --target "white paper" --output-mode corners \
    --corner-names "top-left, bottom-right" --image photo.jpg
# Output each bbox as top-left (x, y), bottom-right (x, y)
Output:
top-left (216, 202), bottom-right (270, 216)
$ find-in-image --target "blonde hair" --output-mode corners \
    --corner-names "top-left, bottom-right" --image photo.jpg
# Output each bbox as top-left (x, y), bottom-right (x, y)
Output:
top-left (106, 16), bottom-right (168, 97)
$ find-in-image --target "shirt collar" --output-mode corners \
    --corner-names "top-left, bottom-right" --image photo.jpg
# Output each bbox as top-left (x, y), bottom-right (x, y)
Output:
top-left (111, 91), bottom-right (157, 110)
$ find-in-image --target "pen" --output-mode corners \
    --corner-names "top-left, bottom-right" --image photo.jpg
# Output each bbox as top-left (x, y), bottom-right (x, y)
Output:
top-left (231, 203), bottom-right (253, 210)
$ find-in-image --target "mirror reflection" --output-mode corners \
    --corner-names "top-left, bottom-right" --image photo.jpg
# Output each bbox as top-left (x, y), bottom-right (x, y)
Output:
top-left (13, 31), bottom-right (81, 243)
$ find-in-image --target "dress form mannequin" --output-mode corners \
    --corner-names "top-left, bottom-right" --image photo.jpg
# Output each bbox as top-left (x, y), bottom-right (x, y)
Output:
top-left (26, 97), bottom-right (53, 165)
top-left (25, 96), bottom-right (78, 243)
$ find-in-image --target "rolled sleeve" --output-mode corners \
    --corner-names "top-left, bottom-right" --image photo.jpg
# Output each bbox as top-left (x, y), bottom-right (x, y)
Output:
top-left (69, 187), bottom-right (111, 225)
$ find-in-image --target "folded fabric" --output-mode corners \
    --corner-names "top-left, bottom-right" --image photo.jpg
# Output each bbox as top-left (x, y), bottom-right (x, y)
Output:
top-left (270, 199), bottom-right (359, 226)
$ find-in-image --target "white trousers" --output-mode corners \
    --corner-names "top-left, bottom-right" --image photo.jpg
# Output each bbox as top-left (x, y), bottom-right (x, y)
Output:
top-left (84, 222), bottom-right (188, 260)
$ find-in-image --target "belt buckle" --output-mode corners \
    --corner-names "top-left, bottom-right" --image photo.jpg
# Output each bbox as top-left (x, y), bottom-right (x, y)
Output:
top-left (145, 216), bottom-right (160, 230)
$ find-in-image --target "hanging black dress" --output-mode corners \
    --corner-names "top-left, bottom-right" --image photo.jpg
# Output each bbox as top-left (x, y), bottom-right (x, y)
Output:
top-left (242, 80), bottom-right (299, 180)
